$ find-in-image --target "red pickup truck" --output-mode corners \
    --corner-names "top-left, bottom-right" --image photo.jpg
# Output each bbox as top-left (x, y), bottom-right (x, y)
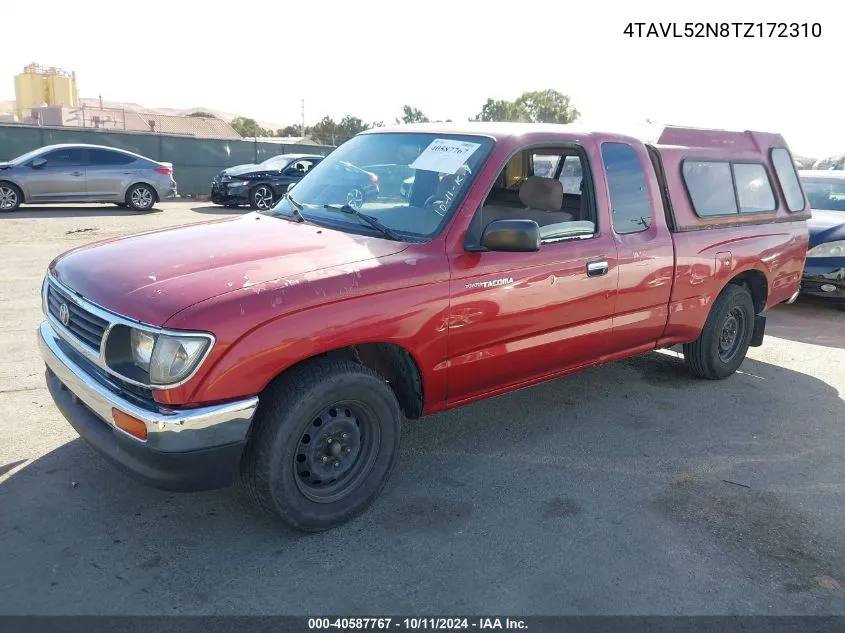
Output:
top-left (38, 123), bottom-right (810, 531)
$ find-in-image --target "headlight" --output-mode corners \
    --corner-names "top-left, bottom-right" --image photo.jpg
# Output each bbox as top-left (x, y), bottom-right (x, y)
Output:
top-left (225, 180), bottom-right (249, 187)
top-left (806, 240), bottom-right (845, 258)
top-left (128, 328), bottom-right (212, 385)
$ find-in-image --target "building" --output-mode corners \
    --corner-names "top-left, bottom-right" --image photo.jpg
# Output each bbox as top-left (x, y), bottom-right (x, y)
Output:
top-left (14, 64), bottom-right (78, 121)
top-left (20, 105), bottom-right (242, 140)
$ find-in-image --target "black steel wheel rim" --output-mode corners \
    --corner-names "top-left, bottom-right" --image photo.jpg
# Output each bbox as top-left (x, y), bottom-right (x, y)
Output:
top-left (293, 401), bottom-right (380, 503)
top-left (718, 307), bottom-right (747, 363)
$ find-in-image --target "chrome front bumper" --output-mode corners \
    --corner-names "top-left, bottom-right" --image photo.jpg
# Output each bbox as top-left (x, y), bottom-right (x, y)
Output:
top-left (38, 319), bottom-right (258, 454)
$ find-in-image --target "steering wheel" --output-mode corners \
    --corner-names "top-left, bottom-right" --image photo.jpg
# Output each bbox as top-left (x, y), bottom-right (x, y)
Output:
top-left (422, 195), bottom-right (448, 216)
top-left (421, 165), bottom-right (472, 216)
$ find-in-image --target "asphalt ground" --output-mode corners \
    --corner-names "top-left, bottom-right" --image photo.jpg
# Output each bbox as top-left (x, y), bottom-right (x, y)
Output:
top-left (1, 202), bottom-right (844, 615)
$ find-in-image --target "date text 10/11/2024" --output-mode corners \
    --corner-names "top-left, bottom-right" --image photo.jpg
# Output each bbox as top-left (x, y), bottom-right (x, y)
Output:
top-left (623, 22), bottom-right (821, 38)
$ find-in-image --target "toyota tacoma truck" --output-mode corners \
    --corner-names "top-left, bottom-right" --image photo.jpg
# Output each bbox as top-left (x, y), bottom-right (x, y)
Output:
top-left (38, 123), bottom-right (810, 531)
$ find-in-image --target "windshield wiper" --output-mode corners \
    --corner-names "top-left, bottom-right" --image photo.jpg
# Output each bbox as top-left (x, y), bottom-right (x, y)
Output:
top-left (322, 204), bottom-right (401, 241)
top-left (282, 193), bottom-right (307, 222)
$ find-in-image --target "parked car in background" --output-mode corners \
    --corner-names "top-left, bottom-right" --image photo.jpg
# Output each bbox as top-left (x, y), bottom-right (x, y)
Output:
top-left (37, 123), bottom-right (808, 532)
top-left (210, 154), bottom-right (324, 210)
top-left (289, 160), bottom-right (380, 210)
top-left (0, 143), bottom-right (176, 212)
top-left (798, 170), bottom-right (845, 307)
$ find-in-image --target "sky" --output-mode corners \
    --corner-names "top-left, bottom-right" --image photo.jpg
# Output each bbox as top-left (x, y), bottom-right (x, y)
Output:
top-left (2, 0), bottom-right (842, 158)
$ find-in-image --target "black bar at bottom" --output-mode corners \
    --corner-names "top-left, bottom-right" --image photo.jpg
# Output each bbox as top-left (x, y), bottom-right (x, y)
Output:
top-left (0, 616), bottom-right (843, 633)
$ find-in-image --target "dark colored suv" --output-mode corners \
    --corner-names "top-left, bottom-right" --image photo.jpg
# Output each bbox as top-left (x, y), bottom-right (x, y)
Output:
top-left (210, 154), bottom-right (324, 210)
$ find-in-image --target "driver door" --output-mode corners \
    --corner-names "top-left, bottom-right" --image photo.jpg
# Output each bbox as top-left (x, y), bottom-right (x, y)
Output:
top-left (24, 147), bottom-right (89, 202)
top-left (445, 145), bottom-right (619, 404)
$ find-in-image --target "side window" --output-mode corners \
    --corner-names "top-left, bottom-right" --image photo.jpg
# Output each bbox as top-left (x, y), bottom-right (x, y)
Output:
top-left (532, 154), bottom-right (560, 179)
top-left (471, 146), bottom-right (596, 245)
top-left (771, 148), bottom-right (806, 212)
top-left (89, 149), bottom-right (135, 166)
top-left (733, 163), bottom-right (776, 213)
top-left (558, 156), bottom-right (583, 194)
top-left (42, 148), bottom-right (87, 166)
top-left (601, 142), bottom-right (653, 234)
top-left (682, 161), bottom-right (737, 216)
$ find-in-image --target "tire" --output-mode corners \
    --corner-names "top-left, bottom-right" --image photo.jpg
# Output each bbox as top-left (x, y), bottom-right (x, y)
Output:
top-left (239, 358), bottom-right (402, 532)
top-left (0, 182), bottom-right (22, 212)
top-left (683, 284), bottom-right (756, 380)
top-left (126, 184), bottom-right (156, 211)
top-left (249, 185), bottom-right (275, 210)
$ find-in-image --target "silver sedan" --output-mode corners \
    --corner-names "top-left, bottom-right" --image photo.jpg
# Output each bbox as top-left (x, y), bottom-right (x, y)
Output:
top-left (0, 143), bottom-right (177, 212)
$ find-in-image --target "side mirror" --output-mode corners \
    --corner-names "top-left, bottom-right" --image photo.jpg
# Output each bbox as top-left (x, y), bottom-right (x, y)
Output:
top-left (479, 219), bottom-right (540, 252)
top-left (31, 158), bottom-right (47, 169)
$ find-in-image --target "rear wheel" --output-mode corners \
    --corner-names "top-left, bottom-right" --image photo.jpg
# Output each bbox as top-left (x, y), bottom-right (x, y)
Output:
top-left (126, 184), bottom-right (156, 211)
top-left (0, 183), bottom-right (22, 212)
top-left (249, 185), bottom-right (275, 210)
top-left (683, 284), bottom-right (755, 380)
top-left (239, 358), bottom-right (402, 532)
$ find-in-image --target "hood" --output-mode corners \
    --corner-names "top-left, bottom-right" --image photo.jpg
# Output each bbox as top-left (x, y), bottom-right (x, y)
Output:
top-left (0, 161), bottom-right (11, 170)
top-left (223, 162), bottom-right (282, 177)
top-left (808, 209), bottom-right (845, 248)
top-left (50, 213), bottom-right (409, 326)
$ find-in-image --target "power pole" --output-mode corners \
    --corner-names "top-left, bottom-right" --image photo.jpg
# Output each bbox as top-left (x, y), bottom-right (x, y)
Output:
top-left (301, 98), bottom-right (305, 138)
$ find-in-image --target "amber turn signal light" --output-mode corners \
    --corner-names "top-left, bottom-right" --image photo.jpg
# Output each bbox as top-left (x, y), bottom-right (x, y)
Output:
top-left (112, 409), bottom-right (148, 441)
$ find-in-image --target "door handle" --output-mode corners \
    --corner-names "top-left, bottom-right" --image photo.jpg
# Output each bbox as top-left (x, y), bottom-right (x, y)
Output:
top-left (586, 260), bottom-right (609, 277)
top-left (71, 171), bottom-right (84, 177)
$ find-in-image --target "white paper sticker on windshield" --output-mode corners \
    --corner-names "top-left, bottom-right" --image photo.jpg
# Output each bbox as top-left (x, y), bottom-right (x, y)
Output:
top-left (410, 139), bottom-right (482, 174)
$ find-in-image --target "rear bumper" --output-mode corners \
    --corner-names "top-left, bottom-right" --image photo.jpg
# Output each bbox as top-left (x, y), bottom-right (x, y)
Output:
top-left (38, 320), bottom-right (258, 491)
top-left (801, 260), bottom-right (845, 300)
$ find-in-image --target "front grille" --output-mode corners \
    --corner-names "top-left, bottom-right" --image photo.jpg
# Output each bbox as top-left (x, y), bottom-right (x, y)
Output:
top-left (47, 284), bottom-right (109, 351)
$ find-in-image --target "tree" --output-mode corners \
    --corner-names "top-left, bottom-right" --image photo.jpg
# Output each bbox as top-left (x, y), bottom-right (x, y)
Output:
top-left (230, 116), bottom-right (266, 137)
top-left (472, 90), bottom-right (579, 124)
top-left (472, 98), bottom-right (530, 122)
top-left (396, 105), bottom-right (429, 124)
top-left (275, 124), bottom-right (303, 138)
top-left (188, 110), bottom-right (215, 118)
top-left (308, 116), bottom-right (340, 145)
top-left (516, 89), bottom-right (579, 124)
top-left (338, 115), bottom-right (368, 139)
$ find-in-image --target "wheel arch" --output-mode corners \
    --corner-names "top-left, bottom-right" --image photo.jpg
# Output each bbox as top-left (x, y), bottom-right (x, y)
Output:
top-left (725, 268), bottom-right (768, 314)
top-left (0, 179), bottom-right (25, 203)
top-left (126, 181), bottom-right (160, 203)
top-left (264, 342), bottom-right (425, 420)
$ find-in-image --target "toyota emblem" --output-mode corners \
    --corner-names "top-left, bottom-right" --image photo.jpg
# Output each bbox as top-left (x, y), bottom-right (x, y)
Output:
top-left (58, 302), bottom-right (70, 326)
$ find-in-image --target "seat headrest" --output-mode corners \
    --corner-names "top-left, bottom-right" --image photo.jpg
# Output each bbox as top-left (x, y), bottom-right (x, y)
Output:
top-left (519, 176), bottom-right (563, 211)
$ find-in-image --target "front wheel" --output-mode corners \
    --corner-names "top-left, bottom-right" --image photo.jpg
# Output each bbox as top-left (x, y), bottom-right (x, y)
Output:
top-left (239, 358), bottom-right (402, 532)
top-left (126, 184), bottom-right (156, 211)
top-left (249, 185), bottom-right (275, 210)
top-left (683, 284), bottom-right (755, 380)
top-left (0, 183), bottom-right (22, 212)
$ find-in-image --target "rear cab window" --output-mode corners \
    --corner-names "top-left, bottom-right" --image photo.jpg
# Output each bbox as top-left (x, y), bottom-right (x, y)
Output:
top-left (601, 142), bottom-right (653, 234)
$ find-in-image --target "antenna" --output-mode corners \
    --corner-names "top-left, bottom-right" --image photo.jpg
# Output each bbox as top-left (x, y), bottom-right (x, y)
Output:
top-left (301, 98), bottom-right (305, 138)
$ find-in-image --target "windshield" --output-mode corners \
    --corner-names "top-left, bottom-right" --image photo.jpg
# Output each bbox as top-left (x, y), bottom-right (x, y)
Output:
top-left (263, 132), bottom-right (494, 240)
top-left (10, 147), bottom-right (47, 165)
top-left (800, 177), bottom-right (845, 212)
top-left (260, 155), bottom-right (295, 169)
